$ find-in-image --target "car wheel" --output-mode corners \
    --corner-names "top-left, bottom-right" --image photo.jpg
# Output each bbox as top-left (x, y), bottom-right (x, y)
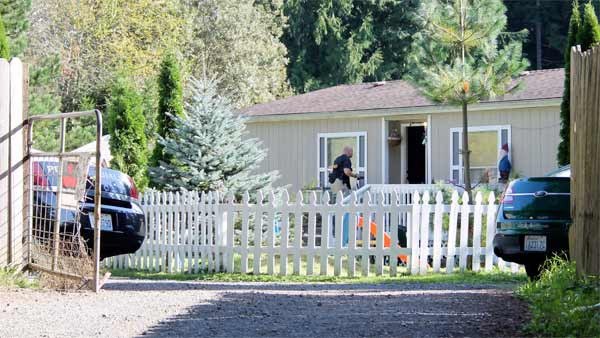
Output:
top-left (525, 262), bottom-right (542, 280)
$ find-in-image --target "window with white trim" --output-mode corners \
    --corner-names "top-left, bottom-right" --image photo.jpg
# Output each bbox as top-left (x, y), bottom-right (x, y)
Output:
top-left (318, 132), bottom-right (367, 187)
top-left (450, 125), bottom-right (511, 184)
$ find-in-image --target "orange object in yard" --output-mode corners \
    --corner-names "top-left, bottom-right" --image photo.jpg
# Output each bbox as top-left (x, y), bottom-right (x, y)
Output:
top-left (357, 216), bottom-right (408, 264)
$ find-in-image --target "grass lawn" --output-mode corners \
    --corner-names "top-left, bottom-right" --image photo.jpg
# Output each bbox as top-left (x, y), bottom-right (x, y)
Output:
top-left (517, 257), bottom-right (600, 337)
top-left (108, 252), bottom-right (526, 284)
top-left (109, 267), bottom-right (526, 285)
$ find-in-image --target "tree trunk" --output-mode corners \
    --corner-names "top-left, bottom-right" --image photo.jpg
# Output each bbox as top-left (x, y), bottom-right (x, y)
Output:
top-left (462, 101), bottom-right (473, 202)
top-left (535, 0), bottom-right (542, 70)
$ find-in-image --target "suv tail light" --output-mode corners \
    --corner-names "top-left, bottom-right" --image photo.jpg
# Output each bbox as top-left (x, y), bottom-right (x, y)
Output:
top-left (33, 162), bottom-right (48, 187)
top-left (501, 187), bottom-right (514, 204)
top-left (128, 176), bottom-right (139, 200)
top-left (62, 162), bottom-right (78, 189)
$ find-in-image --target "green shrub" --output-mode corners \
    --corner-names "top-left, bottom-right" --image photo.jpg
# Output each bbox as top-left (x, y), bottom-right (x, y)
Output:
top-left (518, 256), bottom-right (600, 337)
top-left (107, 77), bottom-right (148, 189)
top-left (577, 2), bottom-right (600, 52)
top-left (150, 52), bottom-right (183, 181)
top-left (0, 267), bottom-right (37, 289)
top-left (0, 12), bottom-right (9, 59)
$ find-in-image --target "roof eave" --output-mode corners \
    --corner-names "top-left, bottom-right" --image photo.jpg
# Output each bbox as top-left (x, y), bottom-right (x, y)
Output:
top-left (244, 97), bottom-right (562, 123)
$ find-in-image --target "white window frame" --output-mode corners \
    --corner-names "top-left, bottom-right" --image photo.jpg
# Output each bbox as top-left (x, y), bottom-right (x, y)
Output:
top-left (318, 132), bottom-right (367, 188)
top-left (449, 125), bottom-right (511, 184)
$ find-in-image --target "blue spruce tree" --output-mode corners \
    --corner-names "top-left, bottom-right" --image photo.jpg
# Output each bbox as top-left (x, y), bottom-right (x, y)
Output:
top-left (150, 78), bottom-right (278, 196)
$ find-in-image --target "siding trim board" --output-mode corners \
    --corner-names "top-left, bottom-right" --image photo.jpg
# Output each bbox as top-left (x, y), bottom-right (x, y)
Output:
top-left (244, 98), bottom-right (561, 123)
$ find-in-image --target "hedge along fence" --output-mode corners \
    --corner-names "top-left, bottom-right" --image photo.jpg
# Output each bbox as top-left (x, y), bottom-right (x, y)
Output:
top-left (570, 45), bottom-right (600, 276)
top-left (105, 189), bottom-right (520, 276)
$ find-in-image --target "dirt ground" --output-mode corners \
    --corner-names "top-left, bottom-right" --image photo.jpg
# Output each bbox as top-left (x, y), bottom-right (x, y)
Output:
top-left (0, 279), bottom-right (529, 338)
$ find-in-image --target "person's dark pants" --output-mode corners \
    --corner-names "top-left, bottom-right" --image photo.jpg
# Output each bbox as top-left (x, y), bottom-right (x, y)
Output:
top-left (499, 170), bottom-right (510, 183)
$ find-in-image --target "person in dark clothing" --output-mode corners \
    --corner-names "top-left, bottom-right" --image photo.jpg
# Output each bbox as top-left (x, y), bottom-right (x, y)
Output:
top-left (498, 143), bottom-right (512, 183)
top-left (330, 146), bottom-right (358, 194)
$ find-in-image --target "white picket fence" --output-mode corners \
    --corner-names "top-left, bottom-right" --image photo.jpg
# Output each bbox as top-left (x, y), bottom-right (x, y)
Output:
top-left (105, 188), bottom-right (520, 276)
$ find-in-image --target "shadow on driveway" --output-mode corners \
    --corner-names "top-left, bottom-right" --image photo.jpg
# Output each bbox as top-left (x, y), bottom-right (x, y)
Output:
top-left (104, 280), bottom-right (529, 338)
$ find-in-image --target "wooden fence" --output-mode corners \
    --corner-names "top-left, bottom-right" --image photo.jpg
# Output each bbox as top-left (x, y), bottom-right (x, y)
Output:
top-left (0, 58), bottom-right (27, 268)
top-left (570, 45), bottom-right (600, 276)
top-left (105, 189), bottom-right (519, 276)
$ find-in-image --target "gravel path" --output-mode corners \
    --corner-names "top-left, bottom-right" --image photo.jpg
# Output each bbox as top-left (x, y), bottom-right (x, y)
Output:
top-left (0, 279), bottom-right (529, 338)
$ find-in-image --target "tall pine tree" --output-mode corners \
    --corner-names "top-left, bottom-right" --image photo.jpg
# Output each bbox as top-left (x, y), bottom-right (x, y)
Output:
top-left (0, 12), bottom-right (8, 59)
top-left (283, 0), bottom-right (419, 93)
top-left (150, 53), bottom-right (183, 183)
top-left (149, 78), bottom-right (278, 196)
top-left (578, 1), bottom-right (600, 51)
top-left (558, 0), bottom-right (581, 166)
top-left (558, 0), bottom-right (600, 165)
top-left (408, 0), bottom-right (528, 200)
top-left (107, 77), bottom-right (148, 189)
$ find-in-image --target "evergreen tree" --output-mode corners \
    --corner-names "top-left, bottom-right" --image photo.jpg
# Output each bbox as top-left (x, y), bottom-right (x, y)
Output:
top-left (150, 53), bottom-right (183, 176)
top-left (577, 1), bottom-right (600, 51)
top-left (107, 77), bottom-right (148, 189)
top-left (149, 78), bottom-right (278, 195)
top-left (283, 0), bottom-right (419, 93)
top-left (0, 12), bottom-right (8, 59)
top-left (0, 0), bottom-right (30, 57)
top-left (408, 0), bottom-right (528, 200)
top-left (558, 0), bottom-right (581, 166)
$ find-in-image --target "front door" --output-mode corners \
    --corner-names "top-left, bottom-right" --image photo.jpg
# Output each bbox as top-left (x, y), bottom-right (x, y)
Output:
top-left (406, 126), bottom-right (426, 184)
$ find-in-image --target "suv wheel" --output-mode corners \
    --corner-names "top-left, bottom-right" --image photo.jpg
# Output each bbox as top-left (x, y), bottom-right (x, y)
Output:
top-left (525, 262), bottom-right (542, 280)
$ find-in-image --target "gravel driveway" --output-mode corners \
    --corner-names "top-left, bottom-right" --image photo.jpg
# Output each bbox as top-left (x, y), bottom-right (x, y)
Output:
top-left (0, 279), bottom-right (528, 338)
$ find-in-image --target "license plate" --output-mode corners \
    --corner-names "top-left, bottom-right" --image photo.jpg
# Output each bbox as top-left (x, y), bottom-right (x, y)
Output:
top-left (89, 213), bottom-right (113, 231)
top-left (524, 235), bottom-right (546, 252)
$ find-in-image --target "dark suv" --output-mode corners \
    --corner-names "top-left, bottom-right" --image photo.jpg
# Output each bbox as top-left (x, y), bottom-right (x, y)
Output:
top-left (493, 175), bottom-right (571, 279)
top-left (33, 161), bottom-right (146, 259)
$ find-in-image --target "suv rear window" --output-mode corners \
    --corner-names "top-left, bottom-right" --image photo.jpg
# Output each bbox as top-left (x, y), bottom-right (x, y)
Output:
top-left (510, 178), bottom-right (570, 193)
top-left (503, 178), bottom-right (570, 220)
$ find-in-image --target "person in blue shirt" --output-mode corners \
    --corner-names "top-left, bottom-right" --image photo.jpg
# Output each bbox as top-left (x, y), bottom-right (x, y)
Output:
top-left (498, 143), bottom-right (512, 183)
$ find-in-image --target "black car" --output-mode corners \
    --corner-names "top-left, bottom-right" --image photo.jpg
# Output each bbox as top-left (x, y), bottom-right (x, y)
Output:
top-left (33, 161), bottom-right (145, 259)
top-left (493, 174), bottom-right (571, 279)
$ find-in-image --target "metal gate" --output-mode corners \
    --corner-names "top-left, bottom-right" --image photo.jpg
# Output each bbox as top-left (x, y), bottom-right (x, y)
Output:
top-left (26, 110), bottom-right (103, 291)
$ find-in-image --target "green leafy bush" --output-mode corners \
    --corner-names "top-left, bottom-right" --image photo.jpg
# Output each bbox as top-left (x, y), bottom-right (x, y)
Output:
top-left (107, 77), bottom-right (148, 189)
top-left (0, 267), bottom-right (37, 289)
top-left (0, 12), bottom-right (9, 59)
top-left (518, 256), bottom-right (600, 337)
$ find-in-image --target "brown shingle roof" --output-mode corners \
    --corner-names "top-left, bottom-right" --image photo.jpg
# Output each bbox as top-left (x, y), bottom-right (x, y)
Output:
top-left (241, 68), bottom-right (564, 117)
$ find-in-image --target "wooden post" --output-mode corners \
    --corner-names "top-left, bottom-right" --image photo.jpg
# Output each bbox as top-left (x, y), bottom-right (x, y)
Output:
top-left (570, 45), bottom-right (600, 276)
top-left (0, 59), bottom-right (9, 267)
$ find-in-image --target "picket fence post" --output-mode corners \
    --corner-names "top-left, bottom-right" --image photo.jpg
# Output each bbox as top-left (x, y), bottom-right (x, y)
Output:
top-left (347, 192), bottom-right (358, 277)
top-left (410, 191), bottom-right (421, 275)
top-left (419, 191), bottom-right (431, 274)
top-left (432, 191), bottom-right (443, 272)
top-left (333, 191), bottom-right (344, 276)
top-left (446, 191), bottom-right (459, 273)
top-left (485, 192), bottom-right (496, 271)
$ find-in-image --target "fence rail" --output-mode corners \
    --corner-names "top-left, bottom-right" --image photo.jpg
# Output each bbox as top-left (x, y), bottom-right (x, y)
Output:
top-left (105, 188), bottom-right (519, 276)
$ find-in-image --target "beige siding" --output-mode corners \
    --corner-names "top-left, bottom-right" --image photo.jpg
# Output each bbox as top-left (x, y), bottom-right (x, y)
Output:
top-left (246, 104), bottom-right (560, 190)
top-left (246, 117), bottom-right (383, 191)
top-left (430, 106), bottom-right (560, 182)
